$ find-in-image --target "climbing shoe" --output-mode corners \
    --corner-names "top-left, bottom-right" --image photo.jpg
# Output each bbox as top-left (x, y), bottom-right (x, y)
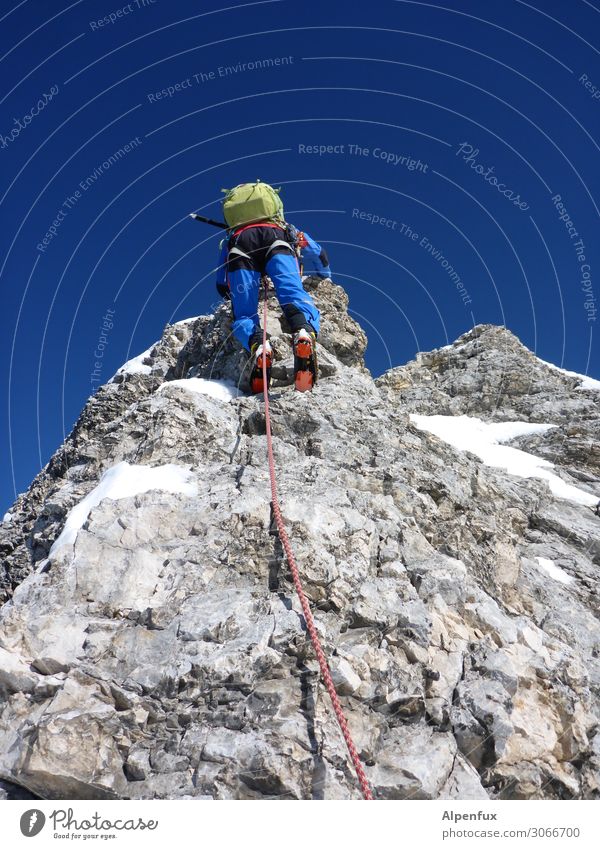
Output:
top-left (293, 329), bottom-right (318, 392)
top-left (249, 340), bottom-right (273, 394)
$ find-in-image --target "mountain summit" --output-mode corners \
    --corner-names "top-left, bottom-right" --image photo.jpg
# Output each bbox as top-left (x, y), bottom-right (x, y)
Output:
top-left (1, 278), bottom-right (599, 800)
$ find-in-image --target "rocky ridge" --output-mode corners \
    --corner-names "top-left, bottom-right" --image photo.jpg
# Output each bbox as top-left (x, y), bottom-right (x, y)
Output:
top-left (0, 277), bottom-right (599, 800)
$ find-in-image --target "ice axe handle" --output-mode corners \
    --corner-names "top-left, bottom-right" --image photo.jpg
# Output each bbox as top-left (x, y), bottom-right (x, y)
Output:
top-left (189, 213), bottom-right (229, 229)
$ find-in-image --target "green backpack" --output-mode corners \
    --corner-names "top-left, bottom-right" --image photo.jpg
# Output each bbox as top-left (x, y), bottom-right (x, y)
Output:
top-left (222, 180), bottom-right (284, 229)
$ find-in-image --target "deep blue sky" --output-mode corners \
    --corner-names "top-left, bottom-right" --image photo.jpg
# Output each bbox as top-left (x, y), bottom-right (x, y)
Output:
top-left (2, 0), bottom-right (599, 513)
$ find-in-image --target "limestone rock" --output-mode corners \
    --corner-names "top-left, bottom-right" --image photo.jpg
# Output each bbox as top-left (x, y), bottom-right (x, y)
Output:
top-left (1, 281), bottom-right (598, 799)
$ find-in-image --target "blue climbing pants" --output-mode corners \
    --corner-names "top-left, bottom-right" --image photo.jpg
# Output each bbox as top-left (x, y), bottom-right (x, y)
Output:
top-left (226, 225), bottom-right (320, 351)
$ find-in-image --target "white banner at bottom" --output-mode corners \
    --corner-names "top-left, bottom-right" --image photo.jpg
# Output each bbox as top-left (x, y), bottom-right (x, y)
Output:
top-left (1, 799), bottom-right (597, 848)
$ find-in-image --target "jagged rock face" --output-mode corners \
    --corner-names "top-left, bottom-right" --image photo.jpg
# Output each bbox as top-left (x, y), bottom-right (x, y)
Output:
top-left (0, 279), bottom-right (599, 801)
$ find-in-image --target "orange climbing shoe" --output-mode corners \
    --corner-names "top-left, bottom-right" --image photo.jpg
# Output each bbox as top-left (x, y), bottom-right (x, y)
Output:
top-left (293, 329), bottom-right (318, 392)
top-left (249, 340), bottom-right (272, 394)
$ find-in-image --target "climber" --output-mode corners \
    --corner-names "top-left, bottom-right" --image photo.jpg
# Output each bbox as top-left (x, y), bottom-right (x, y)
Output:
top-left (214, 181), bottom-right (331, 393)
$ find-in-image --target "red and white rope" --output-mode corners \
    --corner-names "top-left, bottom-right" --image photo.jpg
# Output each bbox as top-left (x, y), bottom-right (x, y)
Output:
top-left (260, 279), bottom-right (374, 800)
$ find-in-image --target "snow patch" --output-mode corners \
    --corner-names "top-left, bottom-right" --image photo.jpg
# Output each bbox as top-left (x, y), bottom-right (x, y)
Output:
top-left (578, 375), bottom-right (600, 391)
top-left (108, 345), bottom-right (155, 383)
top-left (2, 512), bottom-right (12, 523)
top-left (536, 556), bottom-right (573, 585)
top-left (158, 377), bottom-right (243, 402)
top-left (537, 357), bottom-right (600, 392)
top-left (116, 346), bottom-right (153, 376)
top-left (171, 315), bottom-right (207, 327)
top-left (410, 414), bottom-right (598, 508)
top-left (50, 461), bottom-right (197, 557)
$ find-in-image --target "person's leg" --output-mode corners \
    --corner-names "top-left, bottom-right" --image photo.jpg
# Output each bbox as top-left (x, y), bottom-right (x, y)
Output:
top-left (265, 249), bottom-right (320, 336)
top-left (228, 251), bottom-right (262, 351)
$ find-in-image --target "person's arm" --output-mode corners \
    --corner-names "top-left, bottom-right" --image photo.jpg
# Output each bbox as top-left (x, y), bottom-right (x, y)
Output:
top-left (215, 238), bottom-right (230, 299)
top-left (298, 230), bottom-right (331, 278)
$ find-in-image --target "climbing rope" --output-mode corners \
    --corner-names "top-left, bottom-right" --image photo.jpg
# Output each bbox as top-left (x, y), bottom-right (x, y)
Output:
top-left (260, 278), bottom-right (374, 801)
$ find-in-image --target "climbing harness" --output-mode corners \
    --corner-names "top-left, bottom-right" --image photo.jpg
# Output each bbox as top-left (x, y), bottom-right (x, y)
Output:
top-left (260, 277), bottom-right (374, 801)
